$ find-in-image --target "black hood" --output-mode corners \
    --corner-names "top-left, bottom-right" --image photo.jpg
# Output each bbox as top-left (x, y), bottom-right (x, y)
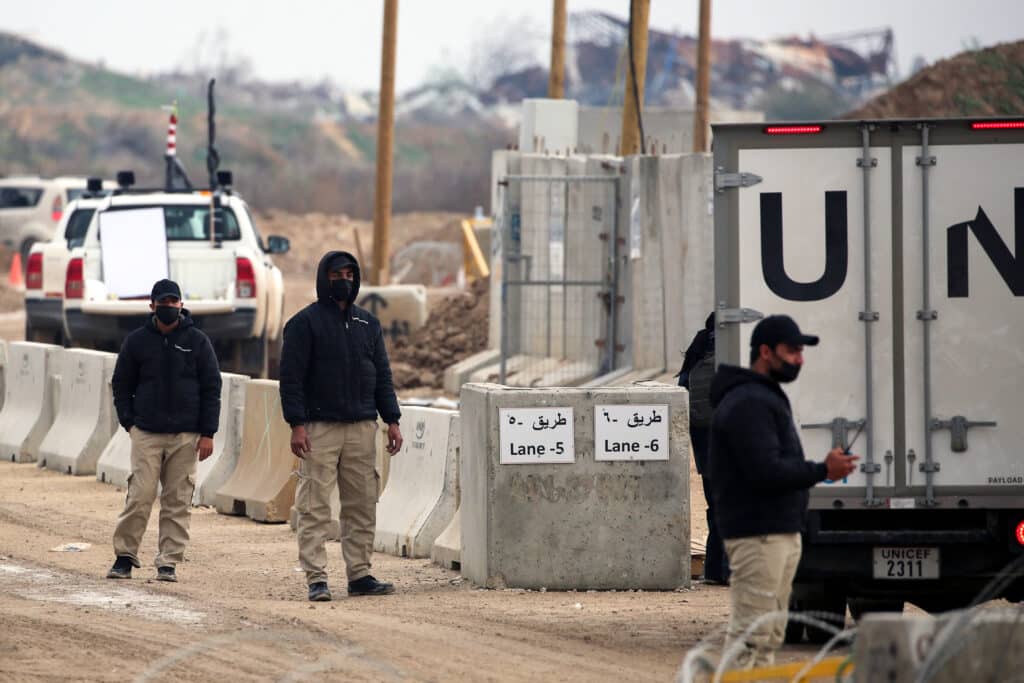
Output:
top-left (709, 363), bottom-right (786, 408)
top-left (146, 307), bottom-right (195, 334)
top-left (315, 250), bottom-right (361, 305)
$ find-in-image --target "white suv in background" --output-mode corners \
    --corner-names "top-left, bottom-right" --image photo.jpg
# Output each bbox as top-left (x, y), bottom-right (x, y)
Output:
top-left (0, 176), bottom-right (112, 265)
top-left (63, 182), bottom-right (290, 378)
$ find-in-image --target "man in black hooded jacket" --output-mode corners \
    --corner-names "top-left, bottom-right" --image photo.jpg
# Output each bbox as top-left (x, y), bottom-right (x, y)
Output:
top-left (280, 251), bottom-right (403, 602)
top-left (106, 278), bottom-right (222, 583)
top-left (708, 314), bottom-right (857, 667)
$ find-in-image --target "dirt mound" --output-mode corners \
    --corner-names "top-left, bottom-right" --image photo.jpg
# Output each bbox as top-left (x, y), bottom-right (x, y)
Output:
top-left (848, 41), bottom-right (1024, 119)
top-left (0, 283), bottom-right (23, 313)
top-left (389, 278), bottom-right (490, 390)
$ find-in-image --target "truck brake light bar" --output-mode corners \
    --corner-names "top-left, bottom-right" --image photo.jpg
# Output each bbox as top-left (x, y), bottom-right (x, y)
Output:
top-left (763, 125), bottom-right (824, 135)
top-left (970, 121), bottom-right (1024, 130)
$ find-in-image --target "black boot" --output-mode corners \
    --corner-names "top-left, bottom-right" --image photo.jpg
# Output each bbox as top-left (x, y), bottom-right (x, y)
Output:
top-left (308, 581), bottom-right (332, 602)
top-left (347, 575), bottom-right (395, 596)
top-left (156, 566), bottom-right (177, 582)
top-left (106, 556), bottom-right (133, 580)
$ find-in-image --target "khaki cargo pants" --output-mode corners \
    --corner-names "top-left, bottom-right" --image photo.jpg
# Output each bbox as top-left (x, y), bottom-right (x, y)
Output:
top-left (296, 420), bottom-right (378, 585)
top-left (112, 428), bottom-right (198, 568)
top-left (723, 532), bottom-right (802, 668)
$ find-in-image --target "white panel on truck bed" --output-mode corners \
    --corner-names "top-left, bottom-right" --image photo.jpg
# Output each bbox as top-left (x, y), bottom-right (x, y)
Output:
top-left (736, 147), bottom-right (895, 489)
top-left (901, 144), bottom-right (1024, 488)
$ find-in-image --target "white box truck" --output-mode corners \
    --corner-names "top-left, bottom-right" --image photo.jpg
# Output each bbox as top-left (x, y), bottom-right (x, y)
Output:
top-left (712, 118), bottom-right (1024, 638)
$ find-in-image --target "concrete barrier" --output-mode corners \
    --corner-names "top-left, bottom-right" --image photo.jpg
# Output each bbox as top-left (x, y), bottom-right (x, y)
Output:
top-left (460, 382), bottom-right (690, 590)
top-left (214, 379), bottom-right (296, 523)
top-left (375, 407), bottom-right (459, 558)
top-left (854, 610), bottom-right (1024, 682)
top-left (0, 342), bottom-right (62, 463)
top-left (0, 339), bottom-right (7, 412)
top-left (356, 285), bottom-right (429, 342)
top-left (96, 428), bottom-right (131, 488)
top-left (431, 506), bottom-right (461, 570)
top-left (38, 349), bottom-right (118, 475)
top-left (193, 373), bottom-right (249, 506)
top-left (443, 348), bottom-right (500, 395)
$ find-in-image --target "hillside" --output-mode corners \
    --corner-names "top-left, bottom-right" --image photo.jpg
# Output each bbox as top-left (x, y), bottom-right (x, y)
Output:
top-left (848, 40), bottom-right (1024, 118)
top-left (0, 32), bottom-right (510, 217)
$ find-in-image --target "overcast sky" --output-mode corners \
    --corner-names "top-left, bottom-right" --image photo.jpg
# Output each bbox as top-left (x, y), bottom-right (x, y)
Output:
top-left (4, 0), bottom-right (1022, 92)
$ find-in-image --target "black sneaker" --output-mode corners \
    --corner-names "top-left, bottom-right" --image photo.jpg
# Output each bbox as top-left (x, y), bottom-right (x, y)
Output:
top-left (308, 581), bottom-right (332, 602)
top-left (156, 566), bottom-right (177, 582)
top-left (347, 575), bottom-right (395, 597)
top-left (106, 556), bottom-right (133, 580)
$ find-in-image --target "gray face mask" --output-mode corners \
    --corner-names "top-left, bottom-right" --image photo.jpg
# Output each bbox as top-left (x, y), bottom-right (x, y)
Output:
top-left (154, 305), bottom-right (181, 325)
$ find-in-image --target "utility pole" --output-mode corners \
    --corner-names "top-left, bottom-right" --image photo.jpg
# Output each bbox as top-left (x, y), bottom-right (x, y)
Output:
top-left (373, 0), bottom-right (398, 285)
top-left (548, 0), bottom-right (567, 98)
top-left (619, 0), bottom-right (650, 155)
top-left (692, 0), bottom-right (712, 153)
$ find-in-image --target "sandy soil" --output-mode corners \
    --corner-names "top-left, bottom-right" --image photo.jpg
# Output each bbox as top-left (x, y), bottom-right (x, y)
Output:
top-left (0, 460), bottom-right (737, 682)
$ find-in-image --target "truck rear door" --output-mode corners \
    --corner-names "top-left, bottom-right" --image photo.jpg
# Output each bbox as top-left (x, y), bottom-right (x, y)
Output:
top-left (901, 125), bottom-right (1024, 500)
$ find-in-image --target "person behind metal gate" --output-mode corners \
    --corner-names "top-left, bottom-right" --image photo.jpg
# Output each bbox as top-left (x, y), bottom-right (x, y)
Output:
top-left (677, 311), bottom-right (729, 585)
top-left (106, 279), bottom-right (222, 583)
top-left (707, 314), bottom-right (858, 667)
top-left (279, 250), bottom-right (403, 602)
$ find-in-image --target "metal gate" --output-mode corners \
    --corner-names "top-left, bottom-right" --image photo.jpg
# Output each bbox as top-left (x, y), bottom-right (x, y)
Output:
top-left (497, 173), bottom-right (621, 386)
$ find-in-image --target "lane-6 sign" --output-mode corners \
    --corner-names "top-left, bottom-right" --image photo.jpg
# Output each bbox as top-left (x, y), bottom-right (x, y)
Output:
top-left (594, 405), bottom-right (669, 461)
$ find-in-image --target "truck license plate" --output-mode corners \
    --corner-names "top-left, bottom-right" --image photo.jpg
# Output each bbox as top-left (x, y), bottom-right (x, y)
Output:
top-left (872, 547), bottom-right (939, 579)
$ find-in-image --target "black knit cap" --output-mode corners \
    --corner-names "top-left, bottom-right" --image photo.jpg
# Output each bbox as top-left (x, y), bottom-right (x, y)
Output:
top-left (150, 279), bottom-right (182, 302)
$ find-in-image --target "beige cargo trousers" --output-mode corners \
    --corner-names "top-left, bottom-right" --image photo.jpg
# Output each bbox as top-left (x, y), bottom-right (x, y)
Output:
top-left (112, 428), bottom-right (199, 568)
top-left (723, 532), bottom-right (802, 668)
top-left (296, 420), bottom-right (379, 585)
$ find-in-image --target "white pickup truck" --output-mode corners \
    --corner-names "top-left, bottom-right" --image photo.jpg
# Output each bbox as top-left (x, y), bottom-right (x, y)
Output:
top-left (62, 187), bottom-right (290, 377)
top-left (24, 194), bottom-right (108, 344)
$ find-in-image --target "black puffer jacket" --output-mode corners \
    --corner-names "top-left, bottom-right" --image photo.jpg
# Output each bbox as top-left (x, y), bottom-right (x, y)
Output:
top-left (707, 364), bottom-right (827, 539)
top-left (111, 311), bottom-right (222, 436)
top-left (279, 251), bottom-right (401, 427)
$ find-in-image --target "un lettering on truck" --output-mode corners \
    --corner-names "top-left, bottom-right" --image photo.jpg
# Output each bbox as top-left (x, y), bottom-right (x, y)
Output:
top-left (713, 119), bottom-right (1024, 615)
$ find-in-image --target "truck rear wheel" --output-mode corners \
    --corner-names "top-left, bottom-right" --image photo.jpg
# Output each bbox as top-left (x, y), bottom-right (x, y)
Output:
top-left (799, 589), bottom-right (848, 645)
top-left (235, 333), bottom-right (269, 379)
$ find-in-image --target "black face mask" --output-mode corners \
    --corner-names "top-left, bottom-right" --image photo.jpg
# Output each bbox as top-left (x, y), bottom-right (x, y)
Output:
top-left (329, 278), bottom-right (353, 302)
top-left (769, 360), bottom-right (801, 383)
top-left (154, 305), bottom-right (181, 326)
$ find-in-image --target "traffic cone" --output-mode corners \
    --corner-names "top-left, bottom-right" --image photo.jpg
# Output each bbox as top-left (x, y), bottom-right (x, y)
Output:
top-left (7, 252), bottom-right (24, 290)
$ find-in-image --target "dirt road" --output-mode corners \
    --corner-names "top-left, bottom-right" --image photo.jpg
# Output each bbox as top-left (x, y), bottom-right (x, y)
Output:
top-left (0, 460), bottom-right (734, 682)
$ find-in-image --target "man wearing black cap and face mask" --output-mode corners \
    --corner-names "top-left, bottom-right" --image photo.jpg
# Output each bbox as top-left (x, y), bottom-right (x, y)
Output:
top-left (707, 315), bottom-right (858, 668)
top-left (106, 279), bottom-right (222, 583)
top-left (280, 251), bottom-right (402, 602)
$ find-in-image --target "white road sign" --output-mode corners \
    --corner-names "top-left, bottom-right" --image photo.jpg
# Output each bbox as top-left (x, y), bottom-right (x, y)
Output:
top-left (499, 407), bottom-right (575, 464)
top-left (595, 405), bottom-right (669, 461)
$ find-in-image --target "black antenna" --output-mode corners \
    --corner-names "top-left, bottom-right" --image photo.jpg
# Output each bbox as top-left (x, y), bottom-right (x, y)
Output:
top-left (207, 78), bottom-right (220, 190)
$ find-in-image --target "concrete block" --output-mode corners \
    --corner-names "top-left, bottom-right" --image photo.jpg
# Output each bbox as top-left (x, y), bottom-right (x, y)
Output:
top-left (431, 506), bottom-right (461, 570)
top-left (469, 354), bottom-right (534, 385)
top-left (214, 380), bottom-right (296, 523)
top-left (38, 349), bottom-right (118, 475)
top-left (96, 429), bottom-right (131, 488)
top-left (355, 285), bottom-right (428, 342)
top-left (0, 339), bottom-right (7, 412)
top-left (0, 342), bottom-right (62, 463)
top-left (444, 349), bottom-right (500, 396)
top-left (519, 98), bottom-right (578, 154)
top-left (460, 382), bottom-right (690, 590)
top-left (375, 407), bottom-right (459, 558)
top-left (193, 373), bottom-right (249, 506)
top-left (854, 610), bottom-right (1024, 683)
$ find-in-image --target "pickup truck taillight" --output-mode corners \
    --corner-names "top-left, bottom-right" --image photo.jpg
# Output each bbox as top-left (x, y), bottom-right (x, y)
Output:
top-left (65, 257), bottom-right (84, 299)
top-left (236, 257), bottom-right (256, 299)
top-left (1016, 521), bottom-right (1024, 547)
top-left (51, 195), bottom-right (63, 223)
top-left (26, 253), bottom-right (43, 290)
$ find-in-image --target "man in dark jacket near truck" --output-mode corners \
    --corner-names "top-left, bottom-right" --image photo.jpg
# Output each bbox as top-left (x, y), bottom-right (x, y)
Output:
top-left (107, 279), bottom-right (221, 583)
top-left (708, 314), bottom-right (858, 668)
top-left (280, 250), bottom-right (403, 602)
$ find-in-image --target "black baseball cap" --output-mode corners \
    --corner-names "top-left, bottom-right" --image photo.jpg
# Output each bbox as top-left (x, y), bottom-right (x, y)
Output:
top-left (150, 279), bottom-right (182, 302)
top-left (750, 314), bottom-right (819, 349)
